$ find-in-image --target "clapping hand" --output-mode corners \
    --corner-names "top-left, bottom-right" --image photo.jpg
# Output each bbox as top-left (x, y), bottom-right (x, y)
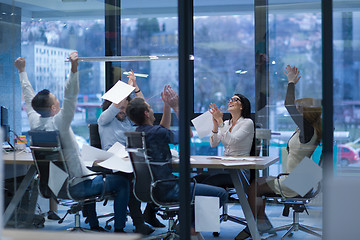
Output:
top-left (161, 85), bottom-right (179, 110)
top-left (209, 103), bottom-right (223, 125)
top-left (284, 65), bottom-right (301, 84)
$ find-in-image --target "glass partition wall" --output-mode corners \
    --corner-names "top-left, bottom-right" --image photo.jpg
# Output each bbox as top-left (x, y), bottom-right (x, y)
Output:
top-left (1, 0), bottom-right (360, 238)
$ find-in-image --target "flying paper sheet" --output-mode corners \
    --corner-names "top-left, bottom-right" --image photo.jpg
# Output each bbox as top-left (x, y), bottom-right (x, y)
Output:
top-left (81, 144), bottom-right (113, 167)
top-left (195, 196), bottom-right (220, 232)
top-left (101, 80), bottom-right (135, 104)
top-left (191, 111), bottom-right (213, 139)
top-left (48, 161), bottom-right (68, 197)
top-left (81, 143), bottom-right (133, 173)
top-left (283, 157), bottom-right (322, 197)
top-left (108, 142), bottom-right (128, 158)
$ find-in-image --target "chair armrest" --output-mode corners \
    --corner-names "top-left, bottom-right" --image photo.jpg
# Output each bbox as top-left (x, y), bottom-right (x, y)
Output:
top-left (275, 173), bottom-right (289, 198)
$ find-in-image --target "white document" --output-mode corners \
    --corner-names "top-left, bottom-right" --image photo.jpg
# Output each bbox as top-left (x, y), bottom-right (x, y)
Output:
top-left (191, 111), bottom-right (213, 139)
top-left (97, 155), bottom-right (133, 173)
top-left (108, 142), bottom-right (128, 158)
top-left (48, 161), bottom-right (68, 197)
top-left (81, 144), bottom-right (113, 167)
top-left (195, 196), bottom-right (220, 232)
top-left (221, 161), bottom-right (255, 166)
top-left (282, 157), bottom-right (322, 197)
top-left (101, 80), bottom-right (135, 104)
top-left (81, 143), bottom-right (133, 173)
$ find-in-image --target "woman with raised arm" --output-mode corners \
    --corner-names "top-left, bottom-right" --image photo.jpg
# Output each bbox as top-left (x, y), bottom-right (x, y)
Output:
top-left (235, 65), bottom-right (322, 240)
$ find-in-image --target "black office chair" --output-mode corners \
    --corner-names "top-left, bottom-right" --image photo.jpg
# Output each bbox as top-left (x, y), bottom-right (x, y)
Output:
top-left (28, 130), bottom-right (107, 231)
top-left (125, 131), bottom-right (196, 240)
top-left (265, 155), bottom-right (323, 239)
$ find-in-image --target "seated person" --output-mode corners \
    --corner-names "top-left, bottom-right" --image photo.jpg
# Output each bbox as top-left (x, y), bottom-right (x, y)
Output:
top-left (15, 52), bottom-right (129, 233)
top-left (235, 65), bottom-right (322, 240)
top-left (195, 94), bottom-right (254, 187)
top-left (126, 85), bottom-right (228, 237)
top-left (97, 72), bottom-right (163, 234)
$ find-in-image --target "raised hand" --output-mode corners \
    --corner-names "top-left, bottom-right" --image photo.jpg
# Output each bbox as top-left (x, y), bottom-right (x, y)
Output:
top-left (69, 51), bottom-right (79, 73)
top-left (127, 69), bottom-right (137, 87)
top-left (209, 103), bottom-right (223, 124)
top-left (14, 57), bottom-right (26, 73)
top-left (283, 65), bottom-right (301, 84)
top-left (161, 85), bottom-right (179, 111)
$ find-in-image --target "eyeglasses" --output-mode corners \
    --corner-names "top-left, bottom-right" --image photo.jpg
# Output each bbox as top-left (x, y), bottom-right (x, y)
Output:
top-left (228, 97), bottom-right (241, 103)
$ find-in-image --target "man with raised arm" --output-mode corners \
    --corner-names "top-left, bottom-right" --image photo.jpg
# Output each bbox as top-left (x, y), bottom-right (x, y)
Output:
top-left (15, 52), bottom-right (129, 233)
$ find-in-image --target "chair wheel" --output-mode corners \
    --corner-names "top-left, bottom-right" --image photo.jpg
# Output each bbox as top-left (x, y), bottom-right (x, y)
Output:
top-left (213, 232), bottom-right (220, 237)
top-left (105, 225), bottom-right (111, 230)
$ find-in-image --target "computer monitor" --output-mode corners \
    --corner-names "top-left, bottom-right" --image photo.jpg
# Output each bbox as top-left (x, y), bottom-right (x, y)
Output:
top-left (1, 106), bottom-right (10, 142)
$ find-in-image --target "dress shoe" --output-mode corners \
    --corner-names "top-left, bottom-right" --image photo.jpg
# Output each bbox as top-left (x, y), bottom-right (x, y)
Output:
top-left (235, 227), bottom-right (250, 240)
top-left (143, 212), bottom-right (166, 228)
top-left (135, 223), bottom-right (155, 235)
top-left (47, 211), bottom-right (61, 220)
top-left (114, 228), bottom-right (126, 233)
top-left (90, 226), bottom-right (108, 232)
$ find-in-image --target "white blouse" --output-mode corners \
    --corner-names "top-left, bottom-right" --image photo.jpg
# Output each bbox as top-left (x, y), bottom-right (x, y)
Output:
top-left (210, 117), bottom-right (254, 156)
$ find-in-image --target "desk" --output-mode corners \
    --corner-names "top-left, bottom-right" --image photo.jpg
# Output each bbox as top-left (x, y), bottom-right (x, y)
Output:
top-left (3, 229), bottom-right (141, 240)
top-left (2, 151), bottom-right (36, 225)
top-left (179, 155), bottom-right (279, 240)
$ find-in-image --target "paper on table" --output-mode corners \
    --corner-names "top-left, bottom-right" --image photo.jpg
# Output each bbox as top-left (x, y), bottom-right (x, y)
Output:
top-left (209, 156), bottom-right (263, 161)
top-left (191, 111), bottom-right (213, 139)
top-left (101, 80), bottom-right (135, 104)
top-left (48, 161), bottom-right (68, 197)
top-left (195, 196), bottom-right (220, 232)
top-left (221, 161), bottom-right (255, 166)
top-left (283, 157), bottom-right (322, 197)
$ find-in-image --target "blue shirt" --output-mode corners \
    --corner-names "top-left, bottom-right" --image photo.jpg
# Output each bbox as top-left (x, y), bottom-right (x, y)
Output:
top-left (98, 104), bottom-right (135, 150)
top-left (136, 124), bottom-right (179, 193)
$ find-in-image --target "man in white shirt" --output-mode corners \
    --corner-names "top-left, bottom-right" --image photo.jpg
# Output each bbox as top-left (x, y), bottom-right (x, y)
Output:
top-left (15, 52), bottom-right (129, 232)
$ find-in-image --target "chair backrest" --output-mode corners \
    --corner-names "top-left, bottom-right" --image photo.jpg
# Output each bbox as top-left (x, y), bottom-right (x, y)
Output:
top-left (28, 130), bottom-right (69, 200)
top-left (88, 123), bottom-right (101, 149)
top-left (124, 131), bottom-right (154, 203)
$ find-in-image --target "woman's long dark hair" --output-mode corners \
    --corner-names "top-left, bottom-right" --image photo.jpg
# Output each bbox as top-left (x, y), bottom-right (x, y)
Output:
top-left (230, 94), bottom-right (256, 156)
top-left (229, 93), bottom-right (251, 119)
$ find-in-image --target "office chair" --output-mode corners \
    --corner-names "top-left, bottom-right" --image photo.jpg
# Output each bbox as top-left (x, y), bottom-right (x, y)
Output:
top-left (87, 123), bottom-right (115, 230)
top-left (265, 155), bottom-right (323, 239)
top-left (28, 130), bottom-right (107, 231)
top-left (125, 131), bottom-right (196, 240)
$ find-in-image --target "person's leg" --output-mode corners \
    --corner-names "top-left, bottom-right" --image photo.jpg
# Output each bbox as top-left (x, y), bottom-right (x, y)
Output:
top-left (248, 177), bottom-right (274, 221)
top-left (143, 203), bottom-right (165, 228)
top-left (105, 174), bottom-right (130, 231)
top-left (47, 198), bottom-right (60, 220)
top-left (69, 176), bottom-right (104, 229)
top-left (192, 182), bottom-right (228, 207)
top-left (128, 181), bottom-right (155, 234)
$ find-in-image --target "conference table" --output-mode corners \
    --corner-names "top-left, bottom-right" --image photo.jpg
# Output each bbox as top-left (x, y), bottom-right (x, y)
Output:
top-left (2, 150), bottom-right (36, 225)
top-left (174, 155), bottom-right (279, 240)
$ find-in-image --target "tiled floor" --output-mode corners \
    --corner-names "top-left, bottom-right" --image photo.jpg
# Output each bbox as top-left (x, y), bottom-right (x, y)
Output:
top-left (29, 194), bottom-right (322, 240)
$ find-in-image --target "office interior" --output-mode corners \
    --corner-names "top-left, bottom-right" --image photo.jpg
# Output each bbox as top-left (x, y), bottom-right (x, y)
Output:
top-left (1, 0), bottom-right (359, 239)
